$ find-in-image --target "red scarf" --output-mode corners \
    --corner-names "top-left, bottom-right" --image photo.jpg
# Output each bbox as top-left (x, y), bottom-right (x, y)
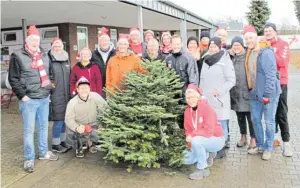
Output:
top-left (161, 43), bottom-right (172, 54)
top-left (25, 45), bottom-right (50, 87)
top-left (130, 43), bottom-right (143, 58)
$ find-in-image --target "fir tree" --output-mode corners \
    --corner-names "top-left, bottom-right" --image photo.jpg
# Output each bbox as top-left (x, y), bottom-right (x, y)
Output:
top-left (246, 0), bottom-right (271, 36)
top-left (98, 60), bottom-right (187, 172)
top-left (295, 1), bottom-right (300, 24)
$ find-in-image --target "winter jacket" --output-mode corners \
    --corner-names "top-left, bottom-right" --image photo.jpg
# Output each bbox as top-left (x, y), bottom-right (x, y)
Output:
top-left (250, 43), bottom-right (281, 102)
top-left (142, 52), bottom-right (165, 62)
top-left (200, 50), bottom-right (236, 120)
top-left (8, 48), bottom-right (52, 100)
top-left (165, 51), bottom-right (199, 102)
top-left (48, 51), bottom-right (71, 121)
top-left (70, 62), bottom-right (102, 96)
top-left (230, 51), bottom-right (250, 112)
top-left (106, 53), bottom-right (141, 93)
top-left (269, 37), bottom-right (290, 85)
top-left (65, 92), bottom-right (107, 132)
top-left (91, 44), bottom-right (116, 88)
top-left (184, 85), bottom-right (224, 138)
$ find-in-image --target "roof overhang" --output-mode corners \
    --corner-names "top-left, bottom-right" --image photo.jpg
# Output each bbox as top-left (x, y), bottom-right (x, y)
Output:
top-left (1, 0), bottom-right (214, 30)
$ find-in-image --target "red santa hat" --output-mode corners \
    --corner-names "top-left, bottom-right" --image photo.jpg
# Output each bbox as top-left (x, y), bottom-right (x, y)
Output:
top-left (185, 84), bottom-right (205, 99)
top-left (215, 27), bottom-right (226, 32)
top-left (27, 25), bottom-right (40, 38)
top-left (129, 27), bottom-right (140, 36)
top-left (98, 27), bottom-right (110, 42)
top-left (51, 37), bottom-right (63, 47)
top-left (161, 31), bottom-right (171, 39)
top-left (118, 33), bottom-right (129, 44)
top-left (243, 25), bottom-right (257, 37)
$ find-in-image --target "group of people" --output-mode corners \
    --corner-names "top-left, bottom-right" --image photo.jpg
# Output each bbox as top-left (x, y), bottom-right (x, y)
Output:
top-left (182, 23), bottom-right (291, 180)
top-left (8, 22), bottom-right (291, 180)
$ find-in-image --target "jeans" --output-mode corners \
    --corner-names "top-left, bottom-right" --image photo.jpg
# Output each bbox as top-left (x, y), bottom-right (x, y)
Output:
top-left (184, 136), bottom-right (225, 169)
top-left (236, 112), bottom-right (255, 138)
top-left (275, 85), bottom-right (290, 142)
top-left (250, 96), bottom-right (279, 151)
top-left (218, 120), bottom-right (229, 142)
top-left (19, 97), bottom-right (50, 160)
top-left (52, 121), bottom-right (66, 145)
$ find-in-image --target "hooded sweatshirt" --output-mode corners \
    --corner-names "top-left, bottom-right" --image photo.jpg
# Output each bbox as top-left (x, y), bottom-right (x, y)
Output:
top-left (184, 84), bottom-right (224, 139)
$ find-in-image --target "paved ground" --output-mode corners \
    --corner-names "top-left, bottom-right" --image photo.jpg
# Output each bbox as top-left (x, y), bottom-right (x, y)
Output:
top-left (1, 72), bottom-right (300, 188)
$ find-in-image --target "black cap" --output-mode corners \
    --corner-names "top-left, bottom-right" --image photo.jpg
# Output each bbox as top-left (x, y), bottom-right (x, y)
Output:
top-left (76, 77), bottom-right (90, 87)
top-left (231, 36), bottom-right (244, 47)
top-left (187, 36), bottom-right (199, 47)
top-left (264, 22), bottom-right (277, 32)
top-left (208, 37), bottom-right (222, 50)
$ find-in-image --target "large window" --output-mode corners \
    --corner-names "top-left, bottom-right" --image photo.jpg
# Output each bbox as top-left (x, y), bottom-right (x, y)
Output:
top-left (77, 26), bottom-right (88, 52)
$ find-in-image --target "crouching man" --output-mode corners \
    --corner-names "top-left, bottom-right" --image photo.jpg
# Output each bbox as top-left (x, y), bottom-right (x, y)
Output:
top-left (65, 77), bottom-right (107, 158)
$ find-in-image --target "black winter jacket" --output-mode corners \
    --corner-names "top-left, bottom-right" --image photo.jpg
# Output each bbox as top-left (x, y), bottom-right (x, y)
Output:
top-left (8, 48), bottom-right (52, 100)
top-left (48, 51), bottom-right (71, 121)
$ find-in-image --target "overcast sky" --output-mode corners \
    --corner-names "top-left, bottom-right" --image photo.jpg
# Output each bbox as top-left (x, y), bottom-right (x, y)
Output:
top-left (171, 0), bottom-right (299, 26)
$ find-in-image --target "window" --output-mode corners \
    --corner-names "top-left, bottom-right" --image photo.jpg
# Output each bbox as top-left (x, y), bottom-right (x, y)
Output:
top-left (110, 28), bottom-right (117, 47)
top-left (43, 30), bottom-right (58, 39)
top-left (4, 33), bottom-right (17, 42)
top-left (77, 27), bottom-right (88, 52)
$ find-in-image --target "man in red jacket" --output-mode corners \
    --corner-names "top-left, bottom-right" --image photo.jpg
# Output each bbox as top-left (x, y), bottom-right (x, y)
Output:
top-left (264, 23), bottom-right (292, 157)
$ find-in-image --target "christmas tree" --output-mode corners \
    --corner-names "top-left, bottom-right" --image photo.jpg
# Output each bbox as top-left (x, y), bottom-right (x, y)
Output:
top-left (98, 60), bottom-right (187, 172)
top-left (295, 1), bottom-right (300, 24)
top-left (246, 0), bottom-right (271, 36)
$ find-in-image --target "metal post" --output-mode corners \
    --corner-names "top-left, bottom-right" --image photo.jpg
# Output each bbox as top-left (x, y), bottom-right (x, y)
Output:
top-left (198, 28), bottom-right (201, 40)
top-left (22, 19), bottom-right (27, 45)
top-left (180, 11), bottom-right (187, 50)
top-left (137, 5), bottom-right (144, 42)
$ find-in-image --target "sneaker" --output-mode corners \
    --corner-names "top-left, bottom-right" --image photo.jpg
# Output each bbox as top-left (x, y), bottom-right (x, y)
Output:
top-left (52, 144), bottom-right (68, 153)
top-left (283, 142), bottom-right (293, 157)
top-left (262, 151), bottom-right (272, 160)
top-left (24, 160), bottom-right (34, 173)
top-left (89, 145), bottom-right (98, 154)
top-left (273, 139), bottom-right (280, 147)
top-left (207, 152), bottom-right (217, 167)
top-left (247, 147), bottom-right (263, 155)
top-left (214, 148), bottom-right (226, 159)
top-left (189, 168), bottom-right (210, 180)
top-left (60, 141), bottom-right (72, 152)
top-left (39, 151), bottom-right (59, 161)
top-left (76, 149), bottom-right (84, 158)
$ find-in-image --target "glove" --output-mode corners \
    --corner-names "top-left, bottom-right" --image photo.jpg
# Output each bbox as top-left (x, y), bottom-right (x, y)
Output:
top-left (263, 97), bottom-right (270, 105)
top-left (84, 124), bottom-right (92, 133)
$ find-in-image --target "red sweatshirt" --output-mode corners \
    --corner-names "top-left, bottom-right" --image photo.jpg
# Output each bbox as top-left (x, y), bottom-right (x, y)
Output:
top-left (70, 62), bottom-right (102, 96)
top-left (269, 37), bottom-right (290, 85)
top-left (184, 100), bottom-right (224, 138)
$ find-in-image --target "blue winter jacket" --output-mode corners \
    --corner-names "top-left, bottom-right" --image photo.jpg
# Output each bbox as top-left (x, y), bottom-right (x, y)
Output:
top-left (252, 46), bottom-right (281, 102)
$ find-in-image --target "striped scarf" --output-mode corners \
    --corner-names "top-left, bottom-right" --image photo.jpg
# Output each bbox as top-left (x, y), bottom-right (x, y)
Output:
top-left (25, 45), bottom-right (50, 87)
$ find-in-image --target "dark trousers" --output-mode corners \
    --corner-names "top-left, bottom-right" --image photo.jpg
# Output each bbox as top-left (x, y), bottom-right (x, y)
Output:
top-left (275, 85), bottom-right (290, 142)
top-left (236, 111), bottom-right (255, 138)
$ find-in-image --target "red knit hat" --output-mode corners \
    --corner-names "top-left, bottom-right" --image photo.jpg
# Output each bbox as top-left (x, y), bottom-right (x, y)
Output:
top-left (185, 84), bottom-right (204, 98)
top-left (51, 37), bottom-right (63, 47)
top-left (98, 27), bottom-right (110, 41)
top-left (129, 27), bottom-right (140, 35)
top-left (243, 25), bottom-right (257, 36)
top-left (27, 25), bottom-right (39, 37)
top-left (161, 31), bottom-right (171, 39)
top-left (215, 27), bottom-right (226, 32)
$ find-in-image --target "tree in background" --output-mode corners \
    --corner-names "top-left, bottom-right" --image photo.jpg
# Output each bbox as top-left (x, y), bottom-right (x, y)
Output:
top-left (295, 1), bottom-right (300, 24)
top-left (246, 0), bottom-right (271, 36)
top-left (98, 60), bottom-right (187, 172)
